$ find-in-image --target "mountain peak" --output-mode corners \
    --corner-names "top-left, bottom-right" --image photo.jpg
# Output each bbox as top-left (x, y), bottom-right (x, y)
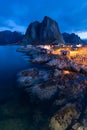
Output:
top-left (23, 16), bottom-right (64, 45)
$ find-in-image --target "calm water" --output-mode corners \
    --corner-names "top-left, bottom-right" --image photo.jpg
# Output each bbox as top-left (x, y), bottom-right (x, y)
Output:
top-left (0, 45), bottom-right (30, 102)
top-left (0, 45), bottom-right (49, 130)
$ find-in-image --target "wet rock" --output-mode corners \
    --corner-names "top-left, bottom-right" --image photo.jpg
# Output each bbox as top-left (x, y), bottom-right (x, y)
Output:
top-left (17, 64), bottom-right (87, 103)
top-left (72, 123), bottom-right (84, 130)
top-left (77, 127), bottom-right (84, 130)
top-left (17, 68), bottom-right (58, 100)
top-left (46, 53), bottom-right (86, 73)
top-left (71, 117), bottom-right (87, 130)
top-left (46, 56), bottom-right (69, 70)
top-left (52, 98), bottom-right (67, 107)
top-left (49, 103), bottom-right (81, 130)
top-left (53, 69), bottom-right (62, 77)
top-left (31, 54), bottom-right (51, 63)
top-left (80, 66), bottom-right (87, 74)
top-left (17, 68), bottom-right (39, 87)
top-left (70, 62), bottom-right (81, 72)
top-left (29, 81), bottom-right (58, 100)
top-left (46, 58), bottom-right (60, 67)
top-left (71, 106), bottom-right (87, 130)
top-left (47, 57), bottom-right (82, 72)
top-left (56, 61), bottom-right (68, 70)
top-left (81, 107), bottom-right (87, 129)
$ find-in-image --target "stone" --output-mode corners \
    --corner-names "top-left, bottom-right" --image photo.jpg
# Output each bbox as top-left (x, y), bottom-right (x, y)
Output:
top-left (53, 69), bottom-right (62, 77)
top-left (80, 66), bottom-right (87, 74)
top-left (17, 68), bottom-right (58, 100)
top-left (17, 68), bottom-right (39, 87)
top-left (49, 103), bottom-right (81, 130)
top-left (70, 62), bottom-right (81, 72)
top-left (30, 81), bottom-right (58, 100)
top-left (72, 123), bottom-right (81, 130)
top-left (31, 54), bottom-right (51, 63)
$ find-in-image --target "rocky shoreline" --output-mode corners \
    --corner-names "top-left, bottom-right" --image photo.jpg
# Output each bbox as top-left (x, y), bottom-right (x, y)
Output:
top-left (17, 45), bottom-right (87, 130)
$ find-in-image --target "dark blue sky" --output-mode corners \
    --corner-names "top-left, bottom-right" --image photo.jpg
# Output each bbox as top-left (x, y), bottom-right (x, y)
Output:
top-left (0, 0), bottom-right (87, 38)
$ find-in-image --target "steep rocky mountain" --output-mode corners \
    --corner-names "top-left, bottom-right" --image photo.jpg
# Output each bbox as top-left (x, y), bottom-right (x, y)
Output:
top-left (62, 32), bottom-right (83, 44)
top-left (22, 16), bottom-right (64, 44)
top-left (0, 30), bottom-right (24, 45)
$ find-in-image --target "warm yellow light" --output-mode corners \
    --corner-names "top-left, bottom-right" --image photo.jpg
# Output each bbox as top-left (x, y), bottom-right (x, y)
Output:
top-left (43, 45), bottom-right (51, 50)
top-left (63, 70), bottom-right (70, 74)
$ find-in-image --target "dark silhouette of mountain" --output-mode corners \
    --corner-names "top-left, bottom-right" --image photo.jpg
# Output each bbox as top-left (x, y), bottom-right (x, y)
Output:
top-left (62, 32), bottom-right (83, 44)
top-left (0, 30), bottom-right (24, 45)
top-left (22, 16), bottom-right (64, 44)
top-left (82, 39), bottom-right (87, 43)
top-left (0, 18), bottom-right (86, 45)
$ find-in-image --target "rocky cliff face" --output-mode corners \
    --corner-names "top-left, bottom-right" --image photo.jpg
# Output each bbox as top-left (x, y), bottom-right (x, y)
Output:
top-left (23, 16), bottom-right (64, 44)
top-left (62, 32), bottom-right (83, 44)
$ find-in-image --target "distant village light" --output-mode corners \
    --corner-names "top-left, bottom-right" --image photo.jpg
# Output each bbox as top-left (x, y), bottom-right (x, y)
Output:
top-left (76, 44), bottom-right (82, 48)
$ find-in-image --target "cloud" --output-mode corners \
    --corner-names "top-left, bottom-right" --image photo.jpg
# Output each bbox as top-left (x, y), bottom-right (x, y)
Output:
top-left (76, 31), bottom-right (87, 39)
top-left (0, 20), bottom-right (26, 33)
top-left (0, 0), bottom-right (87, 38)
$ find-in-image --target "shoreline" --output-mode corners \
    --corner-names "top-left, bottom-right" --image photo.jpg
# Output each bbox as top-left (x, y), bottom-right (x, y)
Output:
top-left (17, 44), bottom-right (87, 130)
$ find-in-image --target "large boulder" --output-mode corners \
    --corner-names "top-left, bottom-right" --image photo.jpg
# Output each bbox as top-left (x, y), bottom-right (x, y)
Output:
top-left (22, 16), bottom-right (64, 44)
top-left (49, 103), bottom-right (81, 130)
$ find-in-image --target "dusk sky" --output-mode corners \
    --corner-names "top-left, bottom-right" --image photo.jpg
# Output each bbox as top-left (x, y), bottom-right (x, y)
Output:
top-left (0, 0), bottom-right (87, 38)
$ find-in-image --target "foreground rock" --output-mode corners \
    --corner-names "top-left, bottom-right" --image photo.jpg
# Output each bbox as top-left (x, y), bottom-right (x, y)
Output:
top-left (17, 56), bottom-right (87, 130)
top-left (22, 16), bottom-right (64, 44)
top-left (49, 103), bottom-right (81, 130)
top-left (17, 68), bottom-right (58, 100)
top-left (17, 66), bottom-right (87, 102)
top-left (17, 45), bottom-right (87, 130)
top-left (80, 106), bottom-right (87, 130)
top-left (71, 105), bottom-right (87, 130)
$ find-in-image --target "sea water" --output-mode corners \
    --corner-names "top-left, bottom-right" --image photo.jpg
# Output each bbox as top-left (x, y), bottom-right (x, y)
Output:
top-left (0, 45), bottom-right (49, 130)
